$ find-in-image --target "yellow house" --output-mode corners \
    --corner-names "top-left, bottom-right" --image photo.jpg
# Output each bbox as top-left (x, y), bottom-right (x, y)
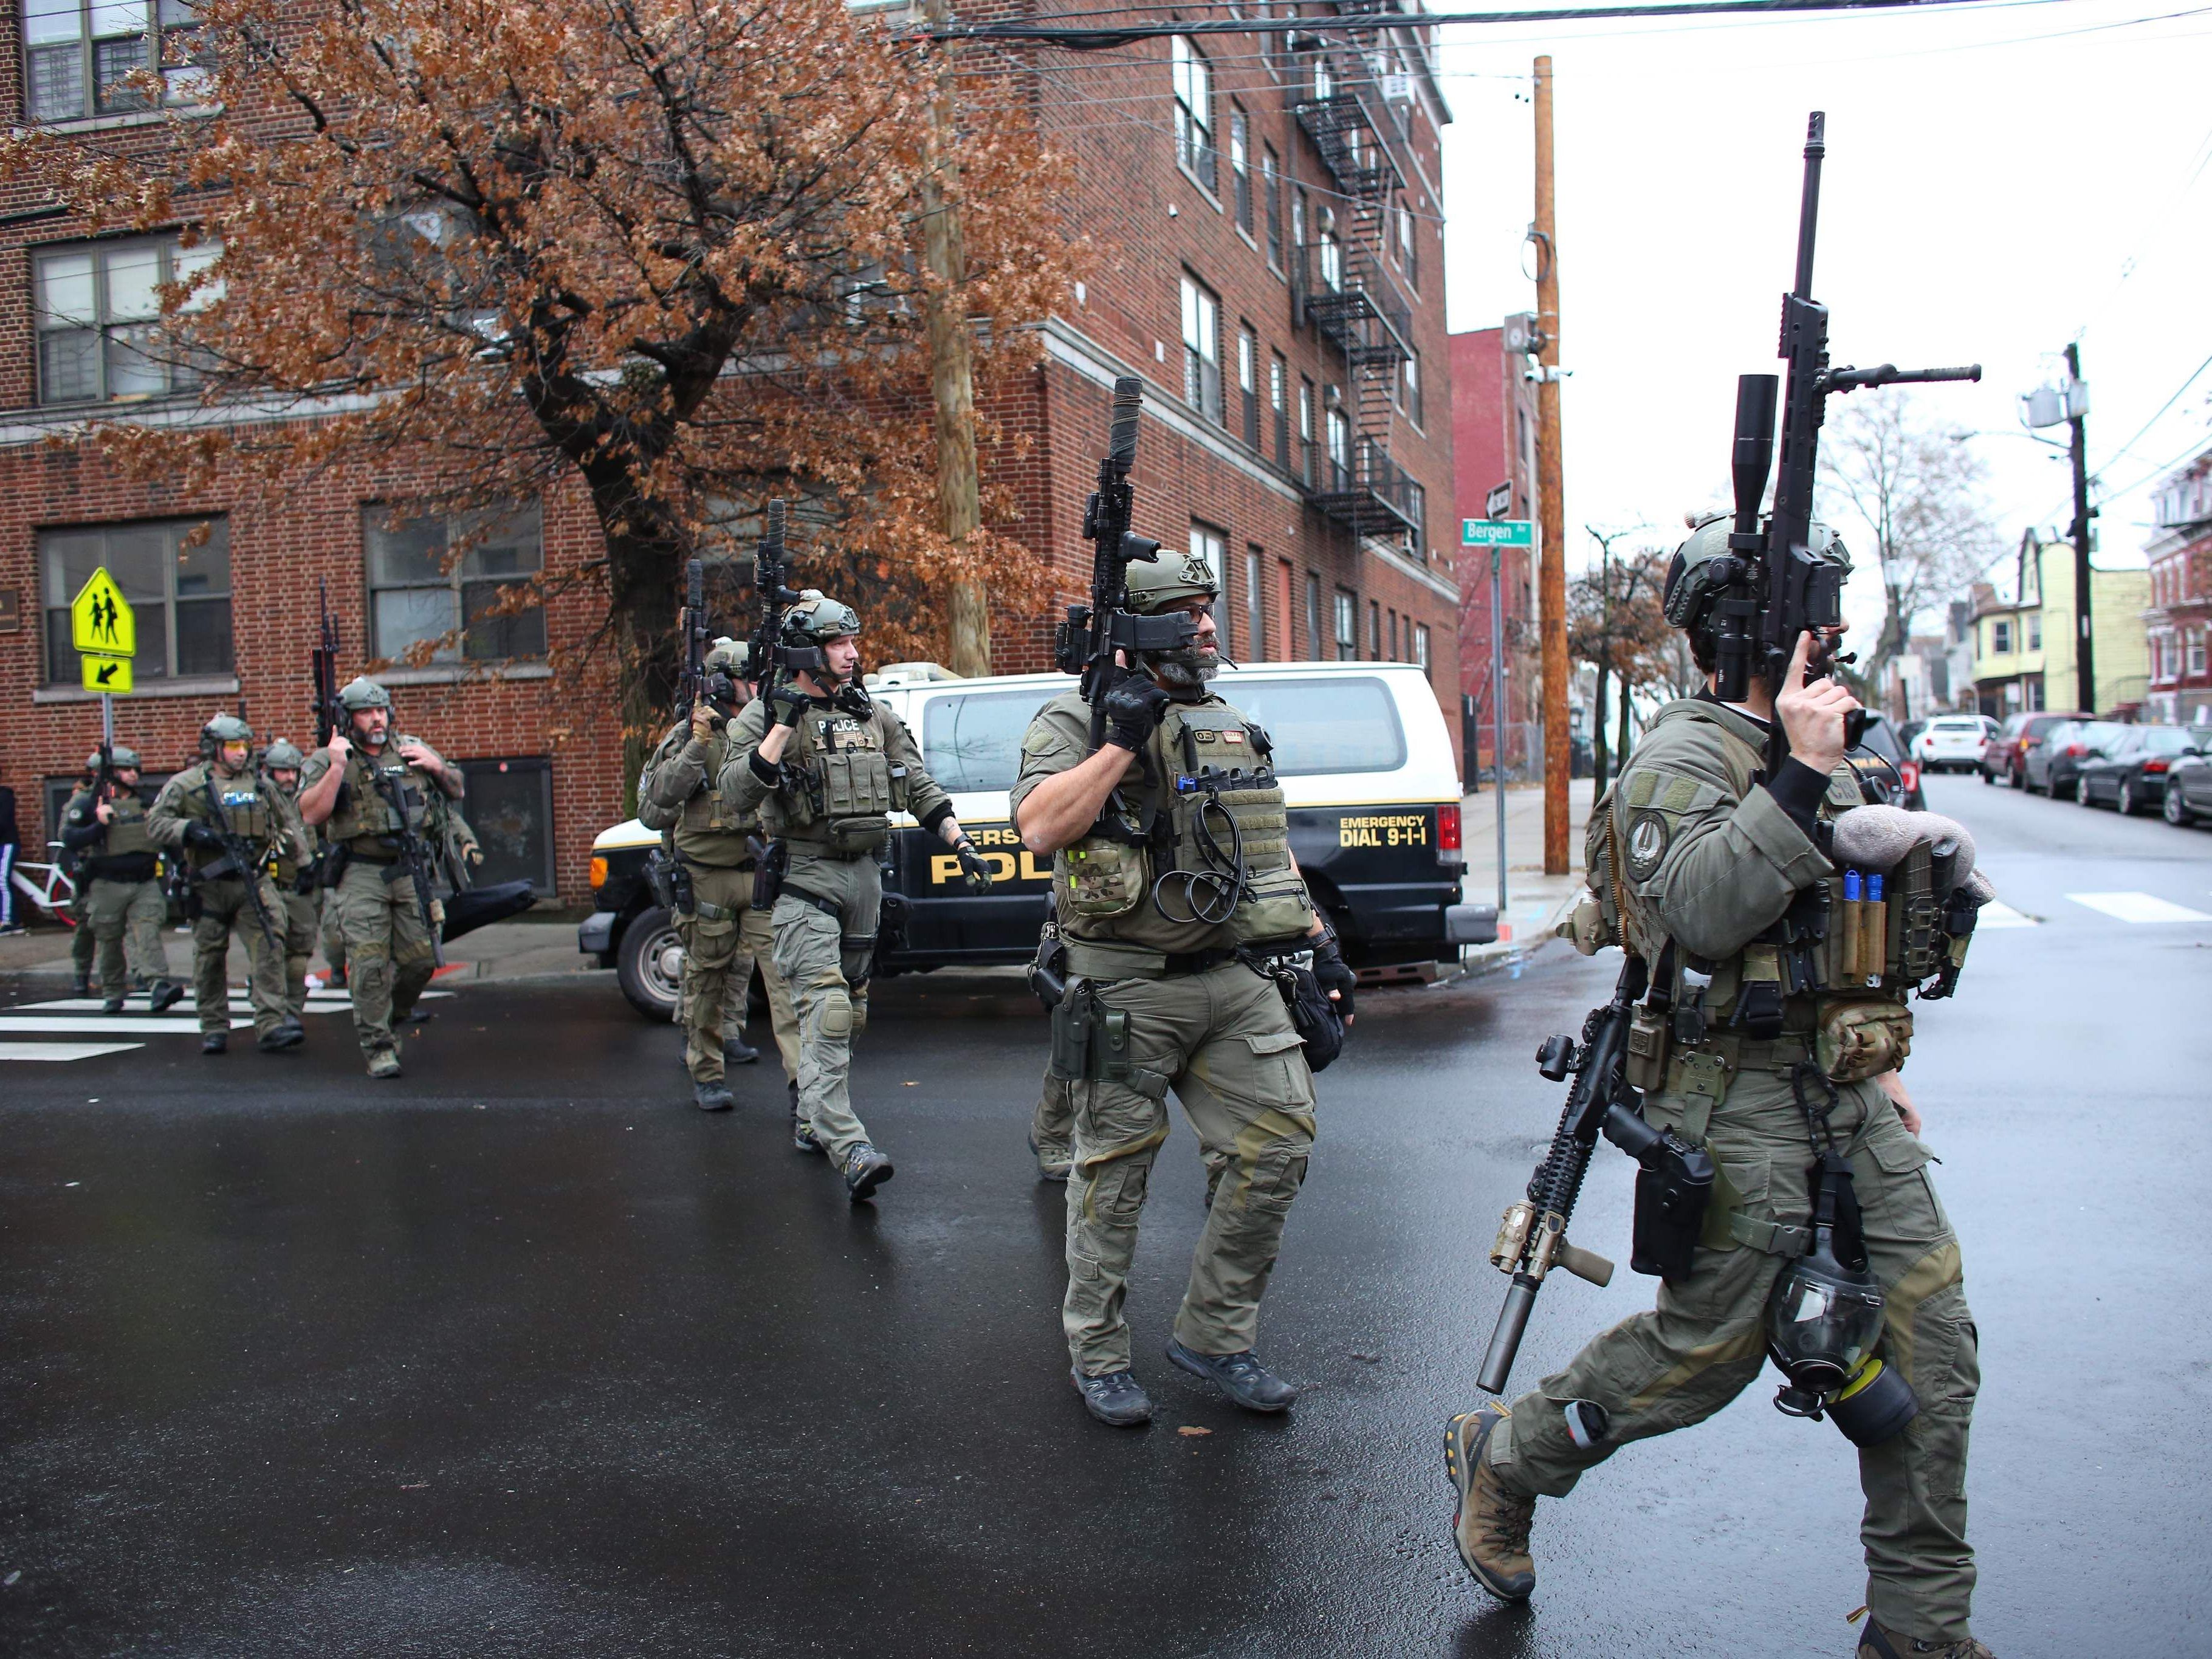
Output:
top-left (1973, 532), bottom-right (2149, 715)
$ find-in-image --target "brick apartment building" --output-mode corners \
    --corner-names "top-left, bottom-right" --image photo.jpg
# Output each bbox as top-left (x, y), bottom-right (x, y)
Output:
top-left (1448, 321), bottom-right (1539, 780)
top-left (0, 2), bottom-right (1459, 903)
top-left (2145, 447), bottom-right (2212, 727)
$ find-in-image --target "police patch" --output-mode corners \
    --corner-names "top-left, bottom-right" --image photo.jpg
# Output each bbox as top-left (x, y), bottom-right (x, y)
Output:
top-left (1625, 810), bottom-right (1669, 878)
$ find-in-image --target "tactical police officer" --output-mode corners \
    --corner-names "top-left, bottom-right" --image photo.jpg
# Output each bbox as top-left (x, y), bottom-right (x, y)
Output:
top-left (148, 715), bottom-right (306, 1054)
top-left (297, 679), bottom-right (462, 1078)
top-left (1011, 549), bottom-right (1355, 1428)
top-left (260, 740), bottom-right (322, 1023)
top-left (1444, 518), bottom-right (1990, 1659)
top-left (717, 593), bottom-right (989, 1201)
top-left (637, 637), bottom-right (797, 1111)
top-left (59, 746), bottom-right (182, 1014)
top-left (61, 760), bottom-right (101, 996)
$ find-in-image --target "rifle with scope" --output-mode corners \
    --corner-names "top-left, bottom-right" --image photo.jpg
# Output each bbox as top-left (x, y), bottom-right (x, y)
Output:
top-left (1704, 112), bottom-right (1981, 757)
top-left (311, 580), bottom-right (344, 750)
top-left (745, 498), bottom-right (822, 690)
top-left (1053, 376), bottom-right (1198, 755)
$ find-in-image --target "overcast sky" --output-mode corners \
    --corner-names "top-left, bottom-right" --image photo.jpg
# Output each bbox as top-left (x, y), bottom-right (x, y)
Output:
top-left (1435, 0), bottom-right (2212, 634)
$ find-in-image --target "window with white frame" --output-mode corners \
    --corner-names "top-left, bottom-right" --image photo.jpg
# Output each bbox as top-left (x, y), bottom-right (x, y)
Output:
top-left (1305, 572), bottom-right (1323, 659)
top-left (1180, 272), bottom-right (1222, 424)
top-left (1190, 521), bottom-right (1228, 617)
top-left (35, 235), bottom-right (219, 404)
top-left (1313, 52), bottom-right (1333, 100)
top-left (1414, 622), bottom-right (1432, 678)
top-left (1400, 351), bottom-right (1423, 426)
top-left (1245, 546), bottom-right (1264, 661)
top-left (1325, 404), bottom-right (1352, 487)
top-left (1333, 589), bottom-right (1358, 661)
top-left (1297, 379), bottom-right (1316, 485)
top-left (2028, 611), bottom-right (2041, 650)
top-left (41, 516), bottom-right (230, 685)
top-left (1171, 36), bottom-right (1216, 191)
top-left (1396, 199), bottom-right (1418, 289)
top-left (1229, 108), bottom-right (1252, 235)
top-left (2193, 631), bottom-right (2208, 677)
top-left (1317, 207), bottom-right (1342, 293)
top-left (365, 501), bottom-right (546, 664)
top-left (1237, 325), bottom-right (1260, 449)
top-left (24, 0), bottom-right (210, 123)
top-left (1291, 190), bottom-right (1307, 275)
top-left (1261, 145), bottom-right (1283, 268)
top-left (1270, 352), bottom-right (1290, 469)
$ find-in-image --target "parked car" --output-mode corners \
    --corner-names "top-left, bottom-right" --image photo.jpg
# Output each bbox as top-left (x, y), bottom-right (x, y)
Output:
top-left (2027, 719), bottom-right (2120, 799)
top-left (1979, 710), bottom-right (2081, 786)
top-left (1915, 714), bottom-right (1995, 775)
top-left (2076, 726), bottom-right (2212, 815)
top-left (1855, 713), bottom-right (1926, 811)
top-left (2162, 741), bottom-right (2212, 826)
top-left (580, 661), bottom-right (1495, 1020)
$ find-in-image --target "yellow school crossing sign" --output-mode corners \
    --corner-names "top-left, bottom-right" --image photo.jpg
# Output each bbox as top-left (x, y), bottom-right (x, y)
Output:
top-left (71, 566), bottom-right (137, 697)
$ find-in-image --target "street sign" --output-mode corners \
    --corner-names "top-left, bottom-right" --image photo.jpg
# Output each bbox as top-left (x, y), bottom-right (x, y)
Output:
top-left (1462, 518), bottom-right (1533, 548)
top-left (1484, 481), bottom-right (1514, 520)
top-left (70, 567), bottom-right (136, 658)
top-left (81, 654), bottom-right (133, 694)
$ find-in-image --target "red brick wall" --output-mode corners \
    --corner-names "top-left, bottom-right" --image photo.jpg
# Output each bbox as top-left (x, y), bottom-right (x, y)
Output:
top-left (1450, 326), bottom-right (1539, 766)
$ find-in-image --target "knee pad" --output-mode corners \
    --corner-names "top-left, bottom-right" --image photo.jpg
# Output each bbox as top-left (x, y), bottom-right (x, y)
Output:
top-left (819, 987), bottom-right (854, 1041)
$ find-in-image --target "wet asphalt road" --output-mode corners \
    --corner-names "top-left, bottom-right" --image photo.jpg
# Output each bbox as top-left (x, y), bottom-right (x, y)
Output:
top-left (2, 775), bottom-right (2207, 1657)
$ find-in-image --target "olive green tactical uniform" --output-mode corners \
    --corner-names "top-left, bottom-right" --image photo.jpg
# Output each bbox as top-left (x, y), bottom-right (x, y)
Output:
top-left (638, 718), bottom-right (798, 1087)
top-left (266, 777), bottom-right (320, 1021)
top-left (718, 693), bottom-right (952, 1162)
top-left (1483, 698), bottom-right (1979, 1649)
top-left (147, 763), bottom-right (297, 1039)
top-left (69, 881), bottom-right (100, 987)
top-left (1011, 689), bottom-right (1319, 1377)
top-left (62, 784), bottom-right (169, 994)
top-left (299, 743), bottom-right (445, 1057)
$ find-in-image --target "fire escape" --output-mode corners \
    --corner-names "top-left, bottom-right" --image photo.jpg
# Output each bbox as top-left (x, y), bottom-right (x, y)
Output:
top-left (1293, 9), bottom-right (1417, 543)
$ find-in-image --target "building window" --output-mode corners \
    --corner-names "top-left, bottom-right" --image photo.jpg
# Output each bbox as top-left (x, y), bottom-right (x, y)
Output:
top-left (365, 500), bottom-right (546, 664)
top-left (1990, 619), bottom-right (2011, 655)
top-left (1180, 272), bottom-right (1222, 424)
top-left (1325, 404), bottom-right (1352, 490)
top-left (1333, 589), bottom-right (1358, 661)
top-left (1291, 190), bottom-right (1308, 281)
top-left (1316, 207), bottom-right (1343, 294)
top-left (2027, 611), bottom-right (2041, 650)
top-left (41, 516), bottom-right (231, 685)
top-left (2193, 632), bottom-right (2208, 677)
top-left (1245, 546), bottom-right (1265, 661)
top-left (1401, 351), bottom-right (1424, 427)
top-left (1229, 108), bottom-right (1253, 236)
top-left (1276, 559), bottom-right (1295, 662)
top-left (1396, 199), bottom-right (1418, 289)
top-left (24, 0), bottom-right (210, 123)
top-left (1297, 378), bottom-right (1316, 486)
top-left (1261, 145), bottom-right (1284, 269)
top-left (1305, 572), bottom-right (1323, 660)
top-left (1237, 325), bottom-right (1260, 450)
top-left (35, 235), bottom-right (219, 405)
top-left (1414, 622), bottom-right (1432, 678)
top-left (1171, 36), bottom-right (1216, 192)
top-left (1407, 480), bottom-right (1427, 557)
top-left (454, 757), bottom-right (558, 895)
top-left (1369, 599), bottom-right (1382, 659)
top-left (1189, 521), bottom-right (1228, 641)
top-left (1270, 351), bottom-right (1290, 470)
top-left (1313, 51), bottom-right (1333, 100)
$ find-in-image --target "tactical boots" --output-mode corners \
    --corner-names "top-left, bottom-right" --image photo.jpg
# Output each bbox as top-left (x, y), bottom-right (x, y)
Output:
top-left (148, 981), bottom-right (184, 1014)
top-left (723, 1032), bottom-right (758, 1065)
top-left (102, 994), bottom-right (126, 1015)
top-left (258, 1017), bottom-right (305, 1053)
top-left (1029, 1135), bottom-right (1073, 1184)
top-left (842, 1142), bottom-right (895, 1203)
top-left (693, 1079), bottom-right (734, 1112)
top-left (1856, 1621), bottom-right (1996, 1659)
top-left (71, 972), bottom-right (92, 998)
top-left (1444, 1404), bottom-right (1537, 1602)
top-left (366, 1045), bottom-right (402, 1079)
top-left (201, 1032), bottom-right (227, 1055)
top-left (1166, 1341), bottom-right (1297, 1412)
top-left (1073, 1368), bottom-right (1153, 1427)
top-left (790, 1081), bottom-right (822, 1153)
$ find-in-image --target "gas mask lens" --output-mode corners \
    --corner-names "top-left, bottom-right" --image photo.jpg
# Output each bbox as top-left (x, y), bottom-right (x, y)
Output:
top-left (1765, 1255), bottom-right (1884, 1395)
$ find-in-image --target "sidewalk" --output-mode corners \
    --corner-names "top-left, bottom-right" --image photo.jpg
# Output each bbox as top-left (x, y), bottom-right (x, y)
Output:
top-left (1456, 776), bottom-right (1595, 966)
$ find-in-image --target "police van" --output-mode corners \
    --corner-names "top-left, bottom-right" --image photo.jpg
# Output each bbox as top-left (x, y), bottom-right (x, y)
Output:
top-left (580, 661), bottom-right (1496, 1018)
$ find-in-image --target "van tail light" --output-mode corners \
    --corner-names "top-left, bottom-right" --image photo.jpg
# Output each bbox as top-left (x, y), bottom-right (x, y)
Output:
top-left (2143, 759), bottom-right (2171, 775)
top-left (1437, 803), bottom-right (1463, 864)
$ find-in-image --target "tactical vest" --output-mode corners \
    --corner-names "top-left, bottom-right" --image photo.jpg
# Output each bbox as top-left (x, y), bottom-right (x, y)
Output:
top-left (265, 778), bottom-right (309, 883)
top-left (75, 786), bottom-right (159, 867)
top-left (649, 728), bottom-right (758, 866)
top-left (180, 764), bottom-right (283, 876)
top-left (1056, 696), bottom-right (1311, 957)
top-left (765, 703), bottom-right (908, 856)
top-left (323, 747), bottom-right (431, 856)
top-left (1567, 701), bottom-right (1975, 1084)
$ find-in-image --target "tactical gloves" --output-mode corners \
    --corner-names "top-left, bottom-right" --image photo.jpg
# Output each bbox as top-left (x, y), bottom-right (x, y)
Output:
top-left (1101, 672), bottom-right (1171, 752)
top-left (183, 821), bottom-right (224, 850)
top-left (953, 838), bottom-right (995, 891)
top-left (1311, 930), bottom-right (1357, 1020)
top-left (768, 684), bottom-right (811, 727)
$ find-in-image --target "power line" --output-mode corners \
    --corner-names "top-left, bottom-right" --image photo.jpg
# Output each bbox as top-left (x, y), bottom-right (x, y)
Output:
top-left (2094, 349), bottom-right (2212, 477)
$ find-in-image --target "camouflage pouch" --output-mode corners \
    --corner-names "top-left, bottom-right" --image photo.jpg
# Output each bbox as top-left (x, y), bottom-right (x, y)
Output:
top-left (1058, 837), bottom-right (1147, 921)
top-left (1816, 997), bottom-right (1914, 1083)
top-left (1228, 864), bottom-right (1314, 948)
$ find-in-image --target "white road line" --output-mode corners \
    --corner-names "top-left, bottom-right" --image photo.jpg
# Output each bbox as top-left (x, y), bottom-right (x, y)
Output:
top-left (0, 1015), bottom-right (256, 1035)
top-left (1974, 901), bottom-right (2038, 929)
top-left (2066, 891), bottom-right (2212, 924)
top-left (15, 996), bottom-right (349, 1014)
top-left (0, 1042), bottom-right (143, 1062)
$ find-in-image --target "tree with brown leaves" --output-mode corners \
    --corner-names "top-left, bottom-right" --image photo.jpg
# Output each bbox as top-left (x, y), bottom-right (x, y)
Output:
top-left (2, 0), bottom-right (1078, 759)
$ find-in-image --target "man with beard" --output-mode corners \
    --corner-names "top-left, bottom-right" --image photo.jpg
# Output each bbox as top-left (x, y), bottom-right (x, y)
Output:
top-left (1011, 549), bottom-right (1355, 1428)
top-left (718, 592), bottom-right (992, 1201)
top-left (59, 746), bottom-right (184, 1014)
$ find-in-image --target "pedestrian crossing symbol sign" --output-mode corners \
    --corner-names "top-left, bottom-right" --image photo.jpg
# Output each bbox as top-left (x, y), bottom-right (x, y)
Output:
top-left (80, 654), bottom-right (132, 693)
top-left (70, 567), bottom-right (136, 659)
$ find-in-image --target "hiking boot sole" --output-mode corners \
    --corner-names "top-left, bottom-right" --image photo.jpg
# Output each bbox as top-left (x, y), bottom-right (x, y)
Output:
top-left (847, 1159), bottom-right (895, 1203)
top-left (1444, 1409), bottom-right (1536, 1602)
top-left (1071, 1369), bottom-right (1153, 1427)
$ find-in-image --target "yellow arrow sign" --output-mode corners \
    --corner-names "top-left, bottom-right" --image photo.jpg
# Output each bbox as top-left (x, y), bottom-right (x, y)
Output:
top-left (81, 654), bottom-right (134, 694)
top-left (70, 566), bottom-right (136, 658)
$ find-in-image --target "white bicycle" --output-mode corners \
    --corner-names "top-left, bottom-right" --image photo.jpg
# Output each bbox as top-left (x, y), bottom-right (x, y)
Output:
top-left (6, 840), bottom-right (81, 926)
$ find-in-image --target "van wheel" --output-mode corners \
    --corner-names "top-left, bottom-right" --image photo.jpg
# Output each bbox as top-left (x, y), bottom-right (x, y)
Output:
top-left (617, 905), bottom-right (684, 1021)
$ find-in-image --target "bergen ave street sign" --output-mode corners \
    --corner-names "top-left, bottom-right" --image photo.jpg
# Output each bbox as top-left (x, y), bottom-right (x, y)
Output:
top-left (1461, 518), bottom-right (1533, 549)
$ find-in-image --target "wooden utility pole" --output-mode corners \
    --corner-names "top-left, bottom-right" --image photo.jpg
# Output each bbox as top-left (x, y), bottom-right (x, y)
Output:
top-left (1533, 55), bottom-right (1569, 875)
top-left (2063, 341), bottom-right (2096, 712)
top-left (922, 0), bottom-right (989, 678)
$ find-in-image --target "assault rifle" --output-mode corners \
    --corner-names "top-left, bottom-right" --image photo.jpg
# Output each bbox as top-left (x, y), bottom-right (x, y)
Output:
top-left (372, 766), bottom-right (447, 969)
top-left (1705, 114), bottom-right (1980, 729)
top-left (746, 498), bottom-right (820, 687)
top-left (311, 580), bottom-right (344, 749)
top-left (196, 771), bottom-right (285, 958)
top-left (676, 557), bottom-right (714, 721)
top-left (1053, 377), bottom-right (1197, 754)
top-left (1476, 955), bottom-right (1716, 1395)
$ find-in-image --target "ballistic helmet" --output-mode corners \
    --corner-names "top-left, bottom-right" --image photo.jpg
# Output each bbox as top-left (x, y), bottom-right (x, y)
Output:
top-left (1663, 515), bottom-right (1852, 638)
top-left (705, 636), bottom-right (751, 676)
top-left (88, 746), bottom-right (143, 771)
top-left (1123, 546), bottom-right (1219, 615)
top-left (263, 738), bottom-right (306, 771)
top-left (200, 713), bottom-right (253, 758)
top-left (338, 676), bottom-right (393, 713)
top-left (781, 592), bottom-right (861, 647)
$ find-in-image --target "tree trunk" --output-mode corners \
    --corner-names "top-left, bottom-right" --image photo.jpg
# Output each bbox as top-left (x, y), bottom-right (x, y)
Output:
top-left (1591, 661), bottom-right (1612, 794)
top-left (1616, 671), bottom-right (1633, 774)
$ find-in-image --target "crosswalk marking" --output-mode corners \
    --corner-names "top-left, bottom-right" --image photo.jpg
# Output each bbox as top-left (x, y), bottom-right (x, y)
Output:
top-left (13, 990), bottom-right (447, 1014)
top-left (0, 1042), bottom-right (142, 1062)
top-left (1974, 901), bottom-right (2038, 929)
top-left (2066, 891), bottom-right (2212, 924)
top-left (0, 1014), bottom-right (258, 1035)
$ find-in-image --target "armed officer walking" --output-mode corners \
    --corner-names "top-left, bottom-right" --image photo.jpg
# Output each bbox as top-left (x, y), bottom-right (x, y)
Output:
top-left (148, 715), bottom-right (305, 1054)
top-left (717, 592), bottom-right (990, 1201)
top-left (1444, 520), bottom-right (1990, 1659)
top-left (1012, 550), bottom-right (1355, 1429)
top-left (297, 679), bottom-right (461, 1079)
top-left (60, 746), bottom-right (183, 1014)
top-left (259, 740), bottom-right (321, 1023)
top-left (637, 637), bottom-right (797, 1111)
